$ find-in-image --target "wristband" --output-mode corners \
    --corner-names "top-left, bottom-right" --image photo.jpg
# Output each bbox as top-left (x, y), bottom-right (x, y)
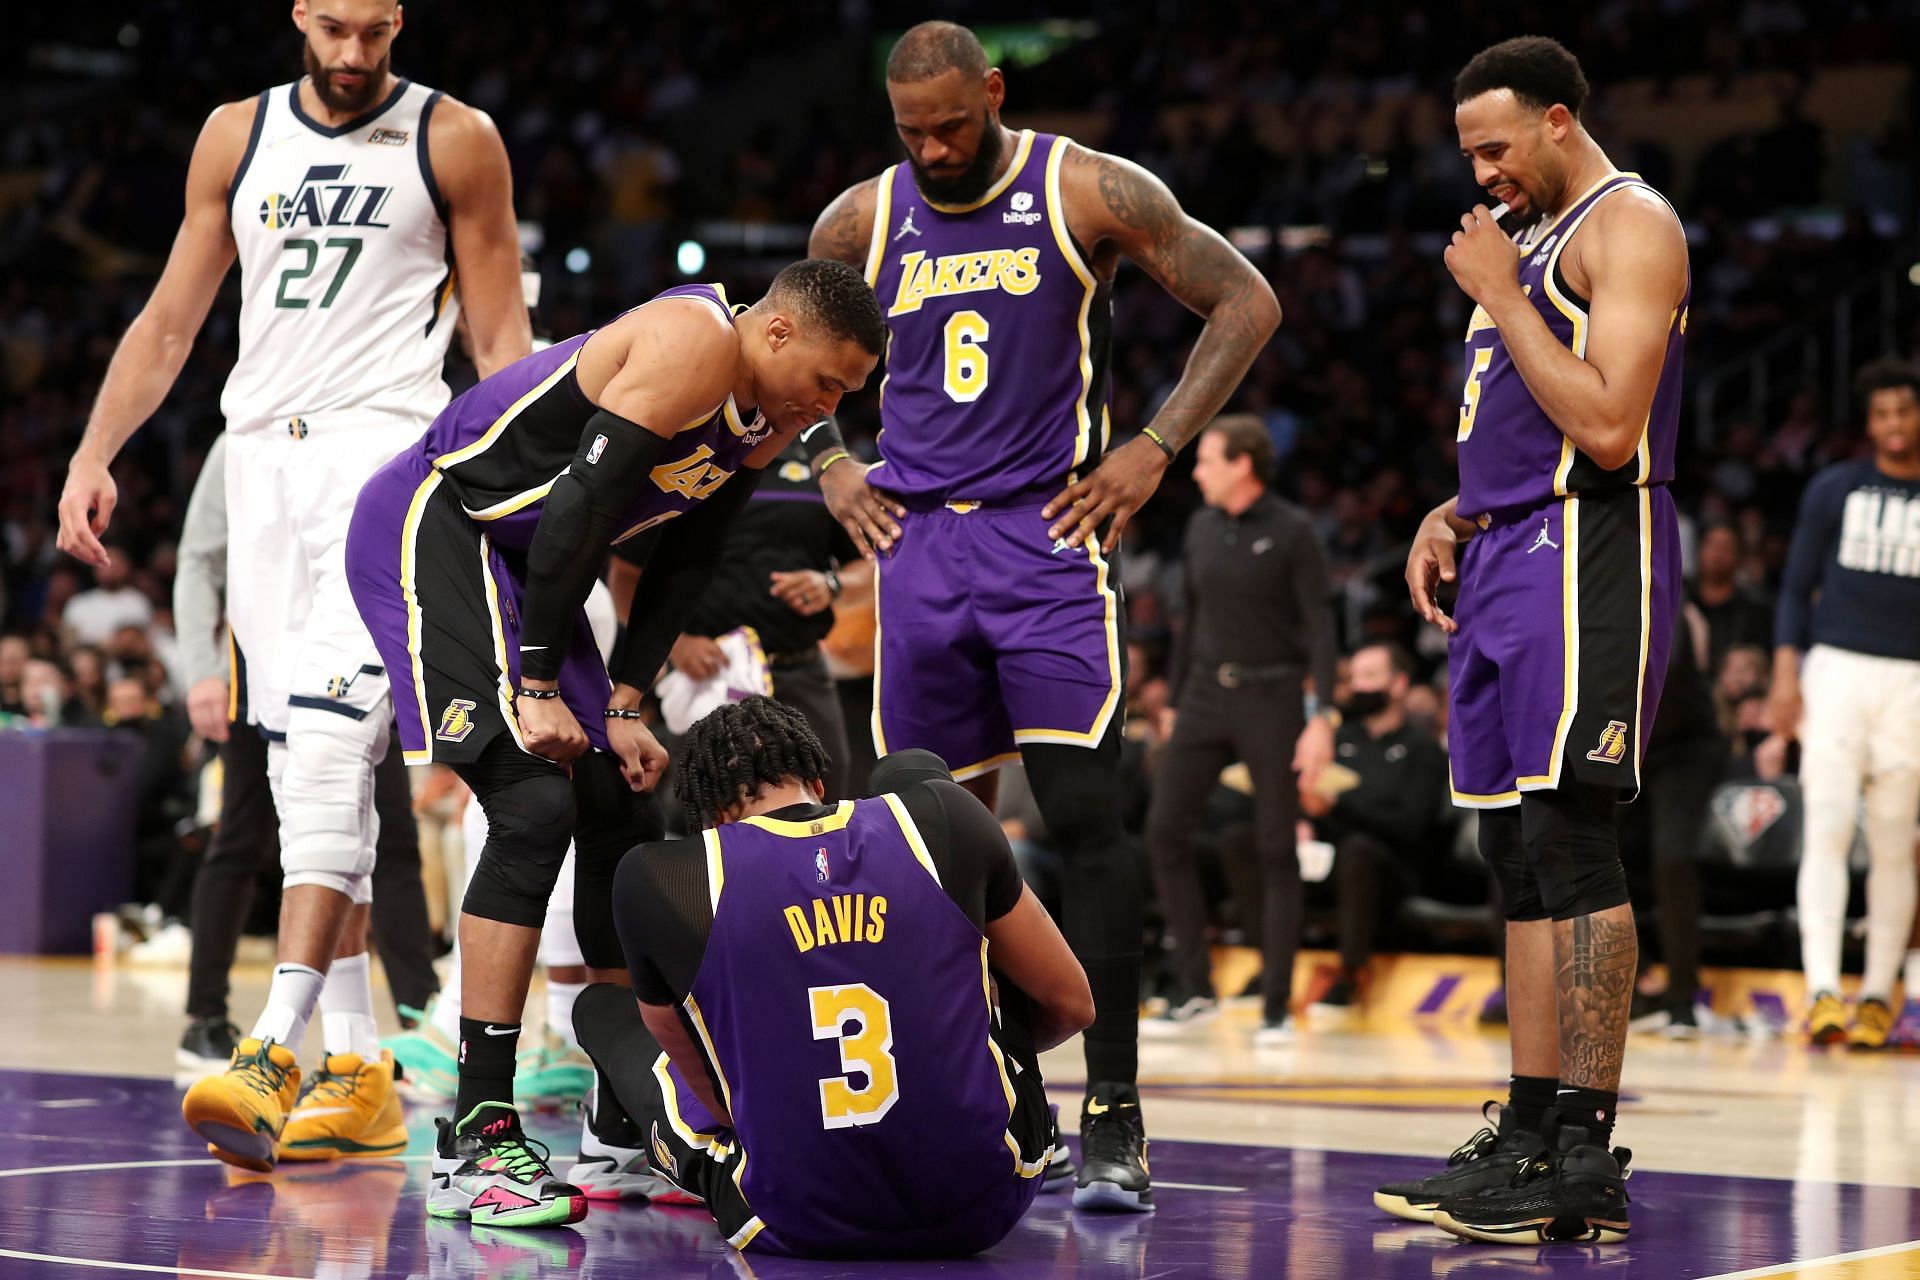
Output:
top-left (1140, 426), bottom-right (1176, 461)
top-left (517, 686), bottom-right (560, 700)
top-left (604, 707), bottom-right (647, 720)
top-left (825, 568), bottom-right (843, 598)
top-left (817, 450), bottom-right (852, 476)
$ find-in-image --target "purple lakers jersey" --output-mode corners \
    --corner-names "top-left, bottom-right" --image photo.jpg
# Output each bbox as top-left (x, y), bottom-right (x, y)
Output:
top-left (660, 797), bottom-right (1047, 1253)
top-left (864, 131), bottom-right (1112, 502)
top-left (414, 283), bottom-right (769, 549)
top-left (1457, 175), bottom-right (1687, 515)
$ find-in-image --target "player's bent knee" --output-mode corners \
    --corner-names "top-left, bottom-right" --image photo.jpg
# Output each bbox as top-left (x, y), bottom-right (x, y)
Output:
top-left (462, 773), bottom-right (576, 928)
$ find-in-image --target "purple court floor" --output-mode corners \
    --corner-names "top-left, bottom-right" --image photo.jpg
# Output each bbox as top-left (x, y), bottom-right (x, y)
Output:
top-left (1, 1068), bottom-right (1916, 1279)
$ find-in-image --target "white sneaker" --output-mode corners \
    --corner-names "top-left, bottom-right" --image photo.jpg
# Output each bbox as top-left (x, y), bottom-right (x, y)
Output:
top-left (1253, 1015), bottom-right (1296, 1048)
top-left (567, 1081), bottom-right (701, 1205)
top-left (127, 922), bottom-right (193, 967)
top-left (1140, 995), bottom-right (1218, 1038)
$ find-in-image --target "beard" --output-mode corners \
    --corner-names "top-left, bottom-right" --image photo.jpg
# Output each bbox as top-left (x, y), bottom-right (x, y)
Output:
top-left (907, 113), bottom-right (1005, 206)
top-left (304, 39), bottom-right (389, 115)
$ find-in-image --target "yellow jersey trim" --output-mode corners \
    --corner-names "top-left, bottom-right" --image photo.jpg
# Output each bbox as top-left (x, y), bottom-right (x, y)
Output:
top-left (864, 168), bottom-right (895, 288)
top-left (980, 938), bottom-right (1052, 1179)
top-left (464, 477), bottom-right (559, 522)
top-left (399, 470), bottom-right (444, 762)
top-left (703, 828), bottom-right (726, 914)
top-left (740, 799), bottom-right (856, 838)
top-left (1044, 135), bottom-right (1099, 473)
top-left (432, 352), bottom-right (580, 471)
top-left (1009, 536), bottom-right (1122, 747)
top-left (477, 531), bottom-right (529, 756)
top-left (922, 131), bottom-right (1035, 214)
top-left (879, 793), bottom-right (942, 887)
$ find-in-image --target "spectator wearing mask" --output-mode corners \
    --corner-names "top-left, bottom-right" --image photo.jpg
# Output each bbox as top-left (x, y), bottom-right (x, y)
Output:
top-left (1300, 643), bottom-right (1449, 1008)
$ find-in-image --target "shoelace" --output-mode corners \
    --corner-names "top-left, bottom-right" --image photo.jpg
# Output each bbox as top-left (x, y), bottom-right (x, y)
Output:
top-left (1082, 1109), bottom-right (1143, 1167)
top-left (236, 1044), bottom-right (292, 1100)
top-left (1446, 1102), bottom-right (1503, 1165)
top-left (486, 1131), bottom-right (557, 1183)
top-left (306, 1062), bottom-right (364, 1104)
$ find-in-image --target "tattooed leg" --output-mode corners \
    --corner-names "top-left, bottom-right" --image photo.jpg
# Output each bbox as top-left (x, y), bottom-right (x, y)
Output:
top-left (1553, 905), bottom-right (1638, 1092)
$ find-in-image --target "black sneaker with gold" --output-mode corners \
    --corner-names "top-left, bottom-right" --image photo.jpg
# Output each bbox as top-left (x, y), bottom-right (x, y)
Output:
top-left (1432, 1120), bottom-right (1632, 1245)
top-left (1073, 1081), bottom-right (1153, 1213)
top-left (1374, 1102), bottom-right (1548, 1222)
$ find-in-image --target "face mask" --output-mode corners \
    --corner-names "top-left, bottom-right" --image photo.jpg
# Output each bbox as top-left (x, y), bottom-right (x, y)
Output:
top-left (1340, 689), bottom-right (1390, 719)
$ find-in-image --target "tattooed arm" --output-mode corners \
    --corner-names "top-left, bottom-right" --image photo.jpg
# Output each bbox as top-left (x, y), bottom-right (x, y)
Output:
top-left (805, 176), bottom-right (907, 558)
top-left (1043, 145), bottom-right (1282, 549)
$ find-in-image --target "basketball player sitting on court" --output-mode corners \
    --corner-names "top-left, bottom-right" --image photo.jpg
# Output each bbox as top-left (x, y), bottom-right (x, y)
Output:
top-left (344, 260), bottom-right (885, 1228)
top-left (571, 698), bottom-right (1092, 1258)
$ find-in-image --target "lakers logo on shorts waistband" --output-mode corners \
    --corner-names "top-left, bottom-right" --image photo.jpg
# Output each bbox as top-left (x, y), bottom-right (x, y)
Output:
top-left (436, 698), bottom-right (478, 743)
top-left (1586, 719), bottom-right (1630, 764)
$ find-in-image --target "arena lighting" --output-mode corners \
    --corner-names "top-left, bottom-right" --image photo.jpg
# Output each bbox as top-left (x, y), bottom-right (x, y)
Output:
top-left (565, 246), bottom-right (591, 274)
top-left (1908, 262), bottom-right (1920, 286)
top-left (676, 240), bottom-right (708, 276)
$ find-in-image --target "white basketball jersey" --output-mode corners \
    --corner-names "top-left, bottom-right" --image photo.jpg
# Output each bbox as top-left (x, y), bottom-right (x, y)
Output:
top-left (223, 79), bottom-right (458, 436)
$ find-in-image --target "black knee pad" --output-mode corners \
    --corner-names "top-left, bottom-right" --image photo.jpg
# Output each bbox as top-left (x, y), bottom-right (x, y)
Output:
top-left (1479, 807), bottom-right (1550, 922)
top-left (1023, 736), bottom-right (1125, 858)
top-left (462, 769), bottom-right (575, 928)
top-left (1520, 783), bottom-right (1629, 921)
top-left (569, 751), bottom-right (662, 969)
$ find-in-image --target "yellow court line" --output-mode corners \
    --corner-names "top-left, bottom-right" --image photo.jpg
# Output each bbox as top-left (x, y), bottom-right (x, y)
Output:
top-left (1703, 1239), bottom-right (1920, 1279)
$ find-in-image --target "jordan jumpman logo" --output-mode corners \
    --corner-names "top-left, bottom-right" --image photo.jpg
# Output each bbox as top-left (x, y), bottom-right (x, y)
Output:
top-left (1525, 517), bottom-right (1560, 554)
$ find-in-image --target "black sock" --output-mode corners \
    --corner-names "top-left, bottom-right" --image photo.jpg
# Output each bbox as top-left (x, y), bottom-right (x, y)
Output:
top-left (1080, 954), bottom-right (1141, 1088)
top-left (1555, 1085), bottom-right (1618, 1147)
top-left (455, 1017), bottom-right (520, 1124)
top-left (1508, 1074), bottom-right (1559, 1134)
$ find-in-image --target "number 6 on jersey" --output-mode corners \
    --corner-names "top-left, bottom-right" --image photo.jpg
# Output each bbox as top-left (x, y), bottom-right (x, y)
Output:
top-left (943, 310), bottom-right (990, 403)
top-left (809, 983), bottom-right (899, 1129)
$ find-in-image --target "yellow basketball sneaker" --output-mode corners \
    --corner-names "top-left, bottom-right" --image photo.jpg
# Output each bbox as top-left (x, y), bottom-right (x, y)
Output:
top-left (1848, 997), bottom-right (1895, 1052)
top-left (183, 1038), bottom-right (301, 1172)
top-left (1806, 991), bottom-right (1849, 1046)
top-left (279, 1050), bottom-right (408, 1162)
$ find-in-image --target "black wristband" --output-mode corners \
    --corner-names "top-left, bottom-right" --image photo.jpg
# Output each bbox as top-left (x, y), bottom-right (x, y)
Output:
top-left (604, 707), bottom-right (647, 720)
top-left (798, 417), bottom-right (846, 463)
top-left (517, 686), bottom-right (560, 700)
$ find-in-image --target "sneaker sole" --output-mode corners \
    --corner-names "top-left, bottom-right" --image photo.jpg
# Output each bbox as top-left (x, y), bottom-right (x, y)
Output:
top-left (568, 1162), bottom-right (682, 1202)
top-left (196, 1127), bottom-right (277, 1174)
top-left (1432, 1209), bottom-right (1628, 1245)
top-left (278, 1128), bottom-right (409, 1161)
top-left (430, 1190), bottom-right (588, 1228)
top-left (1809, 1025), bottom-right (1848, 1046)
top-left (1072, 1181), bottom-right (1155, 1213)
top-left (1371, 1190), bottom-right (1436, 1223)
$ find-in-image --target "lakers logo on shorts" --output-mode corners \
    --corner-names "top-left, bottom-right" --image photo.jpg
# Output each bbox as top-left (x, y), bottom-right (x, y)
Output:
top-left (436, 698), bottom-right (478, 743)
top-left (1586, 720), bottom-right (1630, 764)
top-left (649, 1122), bottom-right (680, 1181)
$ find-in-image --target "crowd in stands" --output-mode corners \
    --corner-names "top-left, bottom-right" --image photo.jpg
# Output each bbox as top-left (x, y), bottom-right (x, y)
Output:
top-left (5, 1), bottom-right (1915, 986)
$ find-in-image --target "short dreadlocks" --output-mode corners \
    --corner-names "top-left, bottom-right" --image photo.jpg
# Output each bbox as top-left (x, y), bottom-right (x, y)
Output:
top-left (674, 696), bottom-right (833, 830)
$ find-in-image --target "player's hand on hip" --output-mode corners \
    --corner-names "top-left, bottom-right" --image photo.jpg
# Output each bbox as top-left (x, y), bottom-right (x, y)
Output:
top-left (1406, 507), bottom-right (1462, 634)
top-left (1293, 714), bottom-right (1335, 790)
top-left (56, 456), bottom-right (117, 568)
top-left (1044, 435), bottom-right (1169, 551)
top-left (516, 695), bottom-right (590, 766)
top-left (770, 570), bottom-right (833, 617)
top-left (819, 459), bottom-right (906, 560)
top-left (669, 634), bottom-right (725, 682)
top-left (1442, 205), bottom-right (1520, 308)
top-left (608, 716), bottom-right (669, 792)
top-left (186, 676), bottom-right (231, 744)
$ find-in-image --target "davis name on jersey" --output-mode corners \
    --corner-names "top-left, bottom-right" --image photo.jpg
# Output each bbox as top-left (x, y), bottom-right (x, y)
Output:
top-left (223, 80), bottom-right (457, 436)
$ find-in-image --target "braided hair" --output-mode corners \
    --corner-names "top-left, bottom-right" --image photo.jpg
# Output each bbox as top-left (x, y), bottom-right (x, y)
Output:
top-left (675, 695), bottom-right (833, 830)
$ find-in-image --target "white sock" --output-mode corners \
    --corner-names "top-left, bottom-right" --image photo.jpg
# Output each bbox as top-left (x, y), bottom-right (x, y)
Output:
top-left (1904, 949), bottom-right (1920, 999)
top-left (319, 951), bottom-right (382, 1060)
top-left (252, 962), bottom-right (326, 1051)
top-left (547, 981), bottom-right (585, 1049)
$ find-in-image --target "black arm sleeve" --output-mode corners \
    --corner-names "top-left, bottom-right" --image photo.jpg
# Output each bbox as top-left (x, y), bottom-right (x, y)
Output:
top-left (896, 778), bottom-right (1024, 931)
top-left (797, 416), bottom-right (846, 465)
top-left (606, 464), bottom-right (765, 689)
top-left (613, 834), bottom-right (715, 1004)
top-left (519, 409), bottom-right (681, 681)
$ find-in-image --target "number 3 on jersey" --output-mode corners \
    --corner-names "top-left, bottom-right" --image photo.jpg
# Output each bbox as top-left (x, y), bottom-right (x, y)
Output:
top-left (943, 310), bottom-right (989, 403)
top-left (1457, 347), bottom-right (1493, 442)
top-left (809, 983), bottom-right (899, 1129)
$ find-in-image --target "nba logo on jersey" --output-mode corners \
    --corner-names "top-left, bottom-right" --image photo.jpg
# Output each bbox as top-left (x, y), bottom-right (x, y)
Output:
top-left (1586, 720), bottom-right (1630, 764)
top-left (815, 849), bottom-right (830, 883)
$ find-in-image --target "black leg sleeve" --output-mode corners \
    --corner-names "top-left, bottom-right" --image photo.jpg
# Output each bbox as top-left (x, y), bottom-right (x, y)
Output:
top-left (571, 751), bottom-right (663, 970)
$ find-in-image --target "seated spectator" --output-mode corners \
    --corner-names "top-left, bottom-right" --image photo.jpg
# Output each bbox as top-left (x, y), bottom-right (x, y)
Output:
top-left (1692, 523), bottom-right (1773, 675)
top-left (1300, 642), bottom-right (1449, 1007)
top-left (61, 546), bottom-right (152, 646)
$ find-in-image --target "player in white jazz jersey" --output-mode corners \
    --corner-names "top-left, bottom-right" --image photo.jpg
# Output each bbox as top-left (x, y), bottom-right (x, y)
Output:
top-left (55, 0), bottom-right (531, 1169)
